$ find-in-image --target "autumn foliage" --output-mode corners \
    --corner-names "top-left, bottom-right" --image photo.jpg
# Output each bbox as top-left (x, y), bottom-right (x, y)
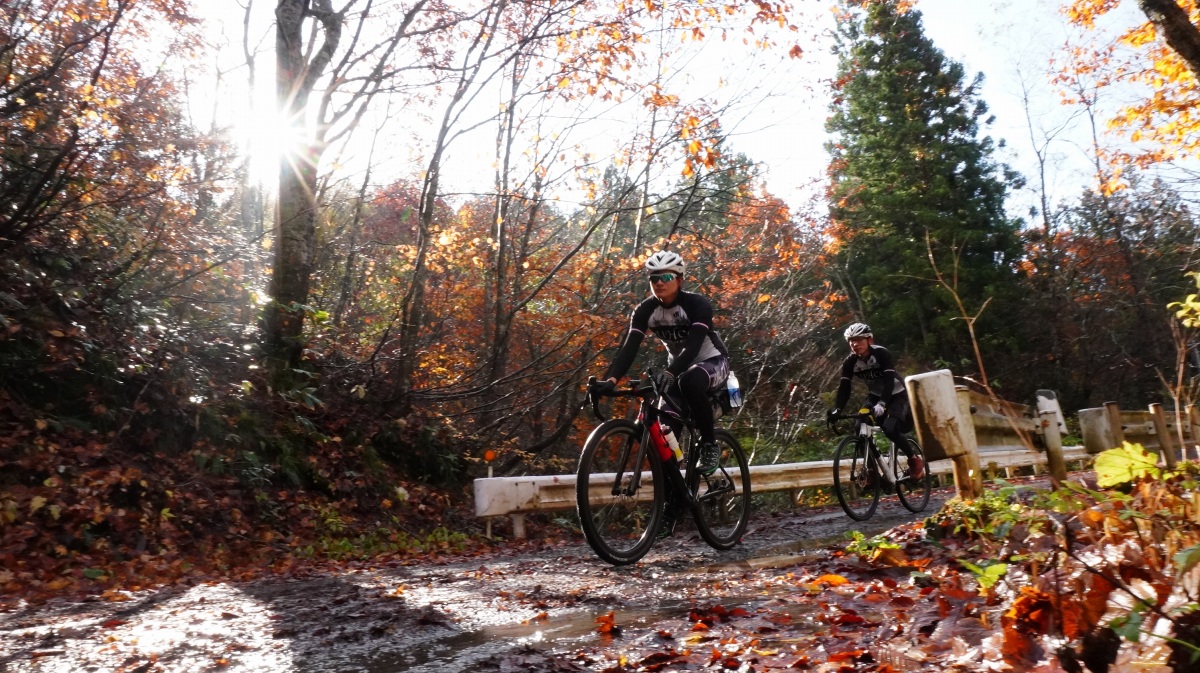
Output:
top-left (2, 0), bottom-right (1200, 617)
top-left (0, 0), bottom-right (837, 600)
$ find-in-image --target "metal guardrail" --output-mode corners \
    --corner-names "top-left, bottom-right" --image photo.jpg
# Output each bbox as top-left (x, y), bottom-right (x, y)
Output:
top-left (474, 446), bottom-right (1091, 538)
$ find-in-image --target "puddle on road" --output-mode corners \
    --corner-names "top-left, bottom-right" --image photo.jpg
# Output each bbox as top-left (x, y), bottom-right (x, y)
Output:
top-left (358, 596), bottom-right (827, 673)
top-left (360, 600), bottom-right (694, 672)
top-left (355, 543), bottom-right (838, 672)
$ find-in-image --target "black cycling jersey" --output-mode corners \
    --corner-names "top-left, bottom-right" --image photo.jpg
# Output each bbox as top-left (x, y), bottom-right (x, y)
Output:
top-left (604, 291), bottom-right (729, 381)
top-left (833, 344), bottom-right (906, 410)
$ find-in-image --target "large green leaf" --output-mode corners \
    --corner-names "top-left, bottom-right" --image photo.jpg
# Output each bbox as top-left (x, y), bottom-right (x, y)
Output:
top-left (1094, 442), bottom-right (1162, 488)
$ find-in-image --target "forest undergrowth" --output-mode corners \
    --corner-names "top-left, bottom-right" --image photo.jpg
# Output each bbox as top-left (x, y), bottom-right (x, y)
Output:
top-left (0, 384), bottom-right (500, 608)
top-left (875, 444), bottom-right (1200, 672)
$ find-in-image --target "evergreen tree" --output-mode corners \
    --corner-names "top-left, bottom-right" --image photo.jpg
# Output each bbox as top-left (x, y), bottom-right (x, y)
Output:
top-left (825, 0), bottom-right (1024, 375)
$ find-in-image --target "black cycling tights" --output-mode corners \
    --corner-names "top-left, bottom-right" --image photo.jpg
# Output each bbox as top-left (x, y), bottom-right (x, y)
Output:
top-left (880, 413), bottom-right (915, 460)
top-left (678, 367), bottom-right (716, 445)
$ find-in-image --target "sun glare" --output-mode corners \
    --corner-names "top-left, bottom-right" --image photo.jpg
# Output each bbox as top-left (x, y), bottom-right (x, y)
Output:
top-left (235, 109), bottom-right (313, 191)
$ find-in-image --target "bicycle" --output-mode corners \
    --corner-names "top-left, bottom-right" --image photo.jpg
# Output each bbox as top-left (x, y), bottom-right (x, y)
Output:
top-left (827, 408), bottom-right (931, 521)
top-left (576, 372), bottom-right (752, 565)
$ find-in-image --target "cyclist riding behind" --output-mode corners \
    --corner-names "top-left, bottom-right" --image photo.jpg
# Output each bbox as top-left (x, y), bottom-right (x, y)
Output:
top-left (598, 250), bottom-right (730, 477)
top-left (827, 322), bottom-right (924, 480)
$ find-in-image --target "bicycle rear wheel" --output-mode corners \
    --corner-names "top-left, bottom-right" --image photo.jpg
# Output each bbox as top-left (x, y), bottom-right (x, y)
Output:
top-left (895, 436), bottom-right (931, 513)
top-left (833, 435), bottom-right (880, 521)
top-left (576, 419), bottom-right (663, 565)
top-left (691, 429), bottom-right (751, 550)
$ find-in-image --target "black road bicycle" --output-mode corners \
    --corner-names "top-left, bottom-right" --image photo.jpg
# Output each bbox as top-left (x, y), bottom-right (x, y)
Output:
top-left (828, 409), bottom-right (932, 521)
top-left (576, 372), bottom-right (751, 565)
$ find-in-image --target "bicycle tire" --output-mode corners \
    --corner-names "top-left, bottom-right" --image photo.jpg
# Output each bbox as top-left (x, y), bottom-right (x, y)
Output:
top-left (895, 436), bottom-right (931, 513)
top-left (691, 429), bottom-right (751, 550)
top-left (833, 435), bottom-right (880, 521)
top-left (576, 419), bottom-right (664, 565)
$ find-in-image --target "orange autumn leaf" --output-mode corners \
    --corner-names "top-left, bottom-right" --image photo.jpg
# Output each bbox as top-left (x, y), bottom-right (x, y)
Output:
top-left (595, 610), bottom-right (620, 635)
top-left (812, 573), bottom-right (850, 586)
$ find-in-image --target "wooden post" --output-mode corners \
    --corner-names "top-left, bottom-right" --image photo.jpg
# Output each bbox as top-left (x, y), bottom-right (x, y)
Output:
top-left (1150, 403), bottom-right (1177, 469)
top-left (1040, 408), bottom-right (1067, 485)
top-left (1105, 401), bottom-right (1125, 444)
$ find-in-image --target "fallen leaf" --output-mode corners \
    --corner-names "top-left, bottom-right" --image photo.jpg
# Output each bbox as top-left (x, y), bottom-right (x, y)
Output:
top-left (595, 611), bottom-right (621, 635)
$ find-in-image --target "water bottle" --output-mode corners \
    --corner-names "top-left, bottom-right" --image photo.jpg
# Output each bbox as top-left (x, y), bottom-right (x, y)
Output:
top-left (726, 370), bottom-right (743, 408)
top-left (661, 421), bottom-right (684, 462)
top-left (648, 421), bottom-right (673, 462)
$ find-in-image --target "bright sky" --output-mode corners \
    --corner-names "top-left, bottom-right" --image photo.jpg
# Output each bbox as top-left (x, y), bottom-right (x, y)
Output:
top-left (190, 0), bottom-right (1152, 224)
top-left (732, 0), bottom-right (1153, 220)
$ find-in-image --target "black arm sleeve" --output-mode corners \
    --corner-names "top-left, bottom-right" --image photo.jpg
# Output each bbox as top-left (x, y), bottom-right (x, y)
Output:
top-left (666, 324), bottom-right (709, 376)
top-left (604, 330), bottom-right (644, 381)
top-left (603, 303), bottom-right (653, 381)
top-left (833, 355), bottom-right (854, 410)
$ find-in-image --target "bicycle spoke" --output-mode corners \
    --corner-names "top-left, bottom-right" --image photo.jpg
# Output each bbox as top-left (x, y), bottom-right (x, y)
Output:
top-left (834, 435), bottom-right (880, 521)
top-left (577, 420), bottom-right (663, 565)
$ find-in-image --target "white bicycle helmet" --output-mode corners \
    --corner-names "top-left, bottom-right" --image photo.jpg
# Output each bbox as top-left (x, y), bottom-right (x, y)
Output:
top-left (844, 322), bottom-right (872, 341)
top-left (644, 250), bottom-right (686, 276)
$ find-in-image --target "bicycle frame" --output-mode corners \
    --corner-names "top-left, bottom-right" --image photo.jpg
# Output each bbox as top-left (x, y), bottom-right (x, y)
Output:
top-left (586, 371), bottom-right (744, 508)
top-left (837, 410), bottom-right (905, 485)
top-left (587, 375), bottom-right (690, 500)
top-left (829, 408), bottom-right (930, 521)
top-left (578, 371), bottom-right (752, 563)
top-left (856, 419), bottom-right (899, 485)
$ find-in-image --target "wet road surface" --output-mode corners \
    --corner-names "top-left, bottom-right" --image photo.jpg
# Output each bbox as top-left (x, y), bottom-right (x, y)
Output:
top-left (1, 492), bottom-right (952, 672)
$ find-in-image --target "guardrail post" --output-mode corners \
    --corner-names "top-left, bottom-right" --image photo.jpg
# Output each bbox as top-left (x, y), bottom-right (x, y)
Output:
top-left (904, 369), bottom-right (981, 499)
top-left (1105, 401), bottom-right (1125, 444)
top-left (1040, 408), bottom-right (1067, 485)
top-left (1079, 407), bottom-right (1116, 454)
top-left (1185, 403), bottom-right (1195, 460)
top-left (1149, 403), bottom-right (1178, 469)
top-left (1036, 390), bottom-right (1067, 434)
top-left (1189, 404), bottom-right (1200, 461)
top-left (953, 386), bottom-right (983, 498)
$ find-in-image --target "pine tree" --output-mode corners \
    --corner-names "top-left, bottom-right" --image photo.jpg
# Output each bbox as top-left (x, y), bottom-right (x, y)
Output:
top-left (825, 0), bottom-right (1024, 372)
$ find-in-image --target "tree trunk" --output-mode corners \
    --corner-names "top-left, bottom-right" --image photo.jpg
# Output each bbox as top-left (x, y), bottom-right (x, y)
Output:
top-left (1139, 0), bottom-right (1200, 79)
top-left (265, 0), bottom-right (339, 370)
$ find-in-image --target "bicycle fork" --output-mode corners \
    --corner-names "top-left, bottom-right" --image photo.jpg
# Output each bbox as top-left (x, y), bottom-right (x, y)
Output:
top-left (610, 433), bottom-right (643, 498)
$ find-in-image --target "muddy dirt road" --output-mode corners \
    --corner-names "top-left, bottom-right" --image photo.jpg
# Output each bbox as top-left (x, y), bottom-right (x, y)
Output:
top-left (1, 492), bottom-right (952, 672)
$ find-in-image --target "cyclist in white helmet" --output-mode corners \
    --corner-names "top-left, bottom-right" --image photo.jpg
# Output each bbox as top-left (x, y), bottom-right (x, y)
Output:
top-left (827, 322), bottom-right (923, 480)
top-left (599, 250), bottom-right (731, 484)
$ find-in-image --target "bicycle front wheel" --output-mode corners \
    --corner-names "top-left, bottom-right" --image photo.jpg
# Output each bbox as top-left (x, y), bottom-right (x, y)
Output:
top-left (895, 436), bottom-right (931, 513)
top-left (833, 435), bottom-right (880, 521)
top-left (691, 429), bottom-right (751, 550)
top-left (576, 419), bottom-right (664, 565)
